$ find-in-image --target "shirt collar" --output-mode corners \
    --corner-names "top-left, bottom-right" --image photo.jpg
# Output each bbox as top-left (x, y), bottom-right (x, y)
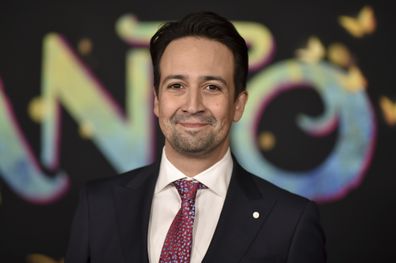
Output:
top-left (155, 147), bottom-right (233, 198)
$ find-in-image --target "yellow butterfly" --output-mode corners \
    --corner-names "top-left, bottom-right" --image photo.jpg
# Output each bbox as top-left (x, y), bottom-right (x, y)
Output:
top-left (379, 96), bottom-right (396, 126)
top-left (340, 66), bottom-right (367, 92)
top-left (328, 42), bottom-right (353, 67)
top-left (339, 6), bottom-right (376, 38)
top-left (296, 36), bottom-right (325, 63)
top-left (26, 254), bottom-right (64, 263)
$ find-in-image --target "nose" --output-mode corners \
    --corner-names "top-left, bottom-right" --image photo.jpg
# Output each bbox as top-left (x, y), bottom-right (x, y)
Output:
top-left (182, 89), bottom-right (205, 114)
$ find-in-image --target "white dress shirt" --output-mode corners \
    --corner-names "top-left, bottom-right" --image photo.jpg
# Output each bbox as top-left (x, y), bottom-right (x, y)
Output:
top-left (147, 148), bottom-right (233, 263)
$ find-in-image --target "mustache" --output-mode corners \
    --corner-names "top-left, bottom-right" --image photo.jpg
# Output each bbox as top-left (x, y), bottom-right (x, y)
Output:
top-left (171, 113), bottom-right (216, 125)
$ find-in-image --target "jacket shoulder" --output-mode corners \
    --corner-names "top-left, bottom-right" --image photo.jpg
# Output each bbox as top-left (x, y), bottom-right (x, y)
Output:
top-left (84, 163), bottom-right (157, 193)
top-left (235, 163), bottom-right (314, 209)
top-left (253, 174), bottom-right (309, 202)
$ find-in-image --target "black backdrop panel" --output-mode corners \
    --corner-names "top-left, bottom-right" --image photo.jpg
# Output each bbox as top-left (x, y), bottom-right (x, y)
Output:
top-left (0, 1), bottom-right (395, 262)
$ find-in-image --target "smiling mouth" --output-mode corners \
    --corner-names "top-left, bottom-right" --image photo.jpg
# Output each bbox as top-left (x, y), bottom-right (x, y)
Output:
top-left (172, 114), bottom-right (216, 128)
top-left (178, 122), bottom-right (209, 129)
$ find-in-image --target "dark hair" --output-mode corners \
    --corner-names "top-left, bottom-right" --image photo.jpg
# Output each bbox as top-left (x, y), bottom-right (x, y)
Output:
top-left (149, 11), bottom-right (248, 98)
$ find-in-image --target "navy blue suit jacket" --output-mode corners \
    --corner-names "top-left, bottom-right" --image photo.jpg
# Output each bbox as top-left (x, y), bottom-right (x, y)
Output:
top-left (65, 161), bottom-right (326, 262)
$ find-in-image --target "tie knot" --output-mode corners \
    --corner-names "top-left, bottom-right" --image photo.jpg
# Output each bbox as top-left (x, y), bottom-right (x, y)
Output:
top-left (173, 179), bottom-right (205, 201)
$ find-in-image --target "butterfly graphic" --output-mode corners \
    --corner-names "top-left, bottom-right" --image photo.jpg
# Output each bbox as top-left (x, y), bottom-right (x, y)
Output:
top-left (328, 42), bottom-right (353, 67)
top-left (380, 96), bottom-right (396, 126)
top-left (339, 6), bottom-right (376, 38)
top-left (296, 36), bottom-right (325, 63)
top-left (340, 66), bottom-right (367, 92)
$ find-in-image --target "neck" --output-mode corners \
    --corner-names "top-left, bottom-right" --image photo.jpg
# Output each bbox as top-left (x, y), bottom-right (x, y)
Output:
top-left (164, 143), bottom-right (229, 177)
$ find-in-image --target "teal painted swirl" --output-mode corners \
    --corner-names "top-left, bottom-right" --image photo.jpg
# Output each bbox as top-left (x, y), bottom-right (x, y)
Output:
top-left (232, 60), bottom-right (375, 201)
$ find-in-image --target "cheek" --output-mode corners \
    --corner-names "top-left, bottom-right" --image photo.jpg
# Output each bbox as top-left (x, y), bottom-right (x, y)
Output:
top-left (212, 104), bottom-right (234, 124)
top-left (157, 100), bottom-right (180, 121)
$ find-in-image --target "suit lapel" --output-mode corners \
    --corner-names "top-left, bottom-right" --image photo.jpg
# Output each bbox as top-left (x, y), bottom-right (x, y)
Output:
top-left (110, 160), bottom-right (278, 263)
top-left (203, 162), bottom-right (277, 263)
top-left (112, 163), bottom-right (159, 263)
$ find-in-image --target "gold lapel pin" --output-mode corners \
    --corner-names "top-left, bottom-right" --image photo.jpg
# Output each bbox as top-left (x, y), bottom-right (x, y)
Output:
top-left (252, 211), bottom-right (260, 219)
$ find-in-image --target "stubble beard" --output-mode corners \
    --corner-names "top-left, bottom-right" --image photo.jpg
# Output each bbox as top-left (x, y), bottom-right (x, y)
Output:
top-left (169, 129), bottom-right (216, 156)
top-left (165, 113), bottom-right (223, 156)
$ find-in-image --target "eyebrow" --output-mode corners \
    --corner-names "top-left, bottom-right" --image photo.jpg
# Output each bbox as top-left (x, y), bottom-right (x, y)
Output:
top-left (161, 75), bottom-right (228, 86)
top-left (201, 76), bottom-right (228, 86)
top-left (161, 75), bottom-right (186, 85)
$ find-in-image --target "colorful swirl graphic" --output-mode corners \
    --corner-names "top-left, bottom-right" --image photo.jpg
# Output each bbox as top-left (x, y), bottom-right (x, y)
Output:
top-left (232, 60), bottom-right (376, 201)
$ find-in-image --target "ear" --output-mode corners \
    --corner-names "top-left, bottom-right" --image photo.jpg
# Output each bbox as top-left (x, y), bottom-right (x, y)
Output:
top-left (153, 88), bottom-right (159, 117)
top-left (233, 91), bottom-right (248, 122)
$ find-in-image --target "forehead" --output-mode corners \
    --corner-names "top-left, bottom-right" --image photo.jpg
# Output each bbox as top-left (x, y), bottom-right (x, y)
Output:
top-left (159, 36), bottom-right (235, 80)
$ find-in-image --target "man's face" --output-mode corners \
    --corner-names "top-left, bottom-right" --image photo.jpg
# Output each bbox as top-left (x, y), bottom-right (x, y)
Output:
top-left (154, 36), bottom-right (247, 158)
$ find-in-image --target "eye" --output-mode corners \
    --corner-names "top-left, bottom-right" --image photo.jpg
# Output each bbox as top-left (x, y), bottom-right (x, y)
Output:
top-left (167, 83), bottom-right (183, 90)
top-left (205, 84), bottom-right (222, 92)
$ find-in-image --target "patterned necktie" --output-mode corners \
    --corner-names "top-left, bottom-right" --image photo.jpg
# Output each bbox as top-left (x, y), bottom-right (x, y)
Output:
top-left (159, 179), bottom-right (206, 263)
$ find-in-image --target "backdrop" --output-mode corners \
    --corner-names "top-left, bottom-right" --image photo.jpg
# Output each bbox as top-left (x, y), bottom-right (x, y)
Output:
top-left (1, 0), bottom-right (395, 262)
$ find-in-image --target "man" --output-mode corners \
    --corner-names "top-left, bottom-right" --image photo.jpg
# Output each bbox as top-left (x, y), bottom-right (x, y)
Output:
top-left (65, 12), bottom-right (326, 263)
